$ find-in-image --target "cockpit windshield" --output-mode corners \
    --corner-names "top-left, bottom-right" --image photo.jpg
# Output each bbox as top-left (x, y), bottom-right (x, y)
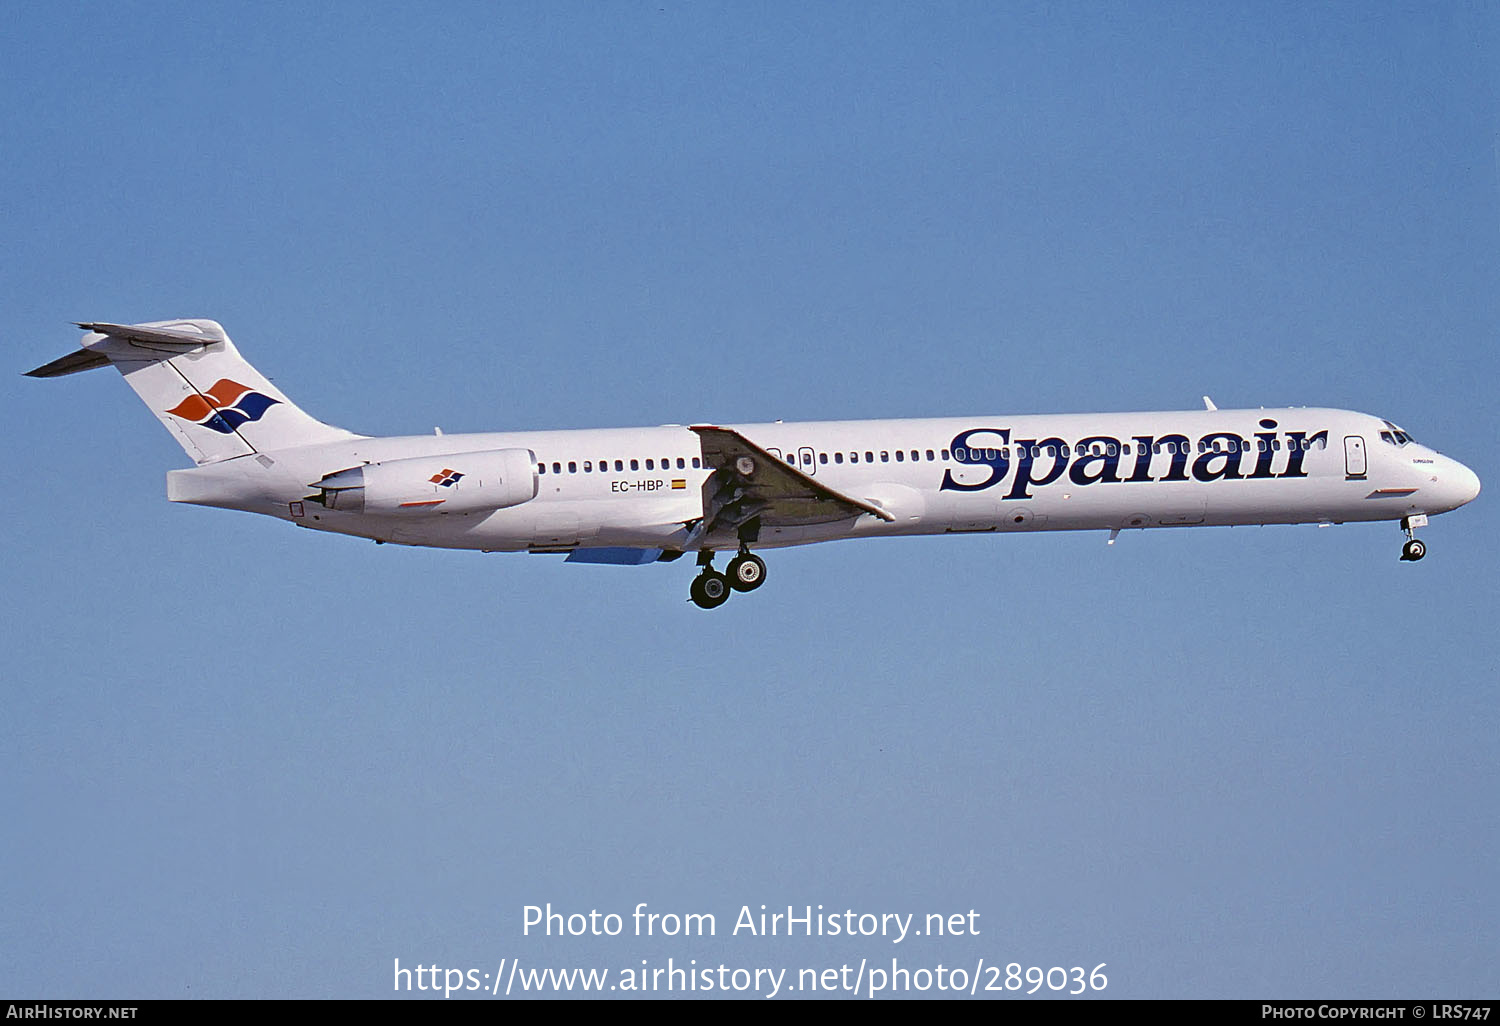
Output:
top-left (1380, 420), bottom-right (1416, 446)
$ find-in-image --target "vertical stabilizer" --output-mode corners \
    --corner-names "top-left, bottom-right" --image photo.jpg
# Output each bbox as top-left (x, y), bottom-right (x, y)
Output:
top-left (28, 319), bottom-right (359, 463)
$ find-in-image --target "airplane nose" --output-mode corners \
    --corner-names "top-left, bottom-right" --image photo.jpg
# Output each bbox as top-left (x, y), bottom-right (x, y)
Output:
top-left (1455, 462), bottom-right (1481, 505)
top-left (1437, 459), bottom-right (1481, 511)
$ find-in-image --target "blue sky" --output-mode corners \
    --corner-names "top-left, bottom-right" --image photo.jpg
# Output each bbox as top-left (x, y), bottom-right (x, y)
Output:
top-left (3, 1), bottom-right (1496, 999)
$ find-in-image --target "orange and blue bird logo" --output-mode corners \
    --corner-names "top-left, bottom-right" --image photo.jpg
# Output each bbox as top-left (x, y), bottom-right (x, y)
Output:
top-left (166, 379), bottom-right (280, 434)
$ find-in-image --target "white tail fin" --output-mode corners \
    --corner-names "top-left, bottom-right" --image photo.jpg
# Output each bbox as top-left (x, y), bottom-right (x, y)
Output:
top-left (27, 319), bottom-right (359, 463)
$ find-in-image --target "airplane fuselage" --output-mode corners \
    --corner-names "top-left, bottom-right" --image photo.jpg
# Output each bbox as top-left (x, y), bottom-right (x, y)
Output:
top-left (30, 320), bottom-right (1480, 608)
top-left (165, 406), bottom-right (1479, 555)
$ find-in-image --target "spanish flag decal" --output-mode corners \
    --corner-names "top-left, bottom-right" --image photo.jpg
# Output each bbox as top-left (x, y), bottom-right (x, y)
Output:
top-left (671, 479), bottom-right (687, 490)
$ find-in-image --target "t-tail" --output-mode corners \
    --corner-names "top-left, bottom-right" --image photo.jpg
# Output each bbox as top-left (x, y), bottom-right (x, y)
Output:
top-left (26, 319), bottom-right (358, 463)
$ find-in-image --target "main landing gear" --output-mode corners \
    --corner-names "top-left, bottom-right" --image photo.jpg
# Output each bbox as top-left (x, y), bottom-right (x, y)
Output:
top-left (689, 548), bottom-right (768, 609)
top-left (1399, 515), bottom-right (1428, 562)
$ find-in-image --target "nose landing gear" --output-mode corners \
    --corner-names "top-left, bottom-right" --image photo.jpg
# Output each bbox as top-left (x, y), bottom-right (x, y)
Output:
top-left (1399, 515), bottom-right (1428, 562)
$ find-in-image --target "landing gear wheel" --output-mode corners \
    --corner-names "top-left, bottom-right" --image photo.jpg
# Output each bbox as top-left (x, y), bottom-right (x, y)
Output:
top-left (727, 553), bottom-right (767, 592)
top-left (690, 570), bottom-right (731, 609)
top-left (1401, 538), bottom-right (1426, 562)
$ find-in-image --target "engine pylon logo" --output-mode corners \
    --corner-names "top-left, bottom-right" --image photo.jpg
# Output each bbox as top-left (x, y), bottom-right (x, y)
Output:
top-left (165, 379), bottom-right (280, 434)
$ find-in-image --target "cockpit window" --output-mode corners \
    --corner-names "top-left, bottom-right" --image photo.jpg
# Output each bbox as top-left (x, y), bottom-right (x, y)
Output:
top-left (1374, 420), bottom-right (1410, 444)
top-left (1381, 421), bottom-right (1416, 446)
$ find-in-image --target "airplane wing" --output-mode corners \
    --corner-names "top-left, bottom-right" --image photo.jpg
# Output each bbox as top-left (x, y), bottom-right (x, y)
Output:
top-left (690, 425), bottom-right (895, 542)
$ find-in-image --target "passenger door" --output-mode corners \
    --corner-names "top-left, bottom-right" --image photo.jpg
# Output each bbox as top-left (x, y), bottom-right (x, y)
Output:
top-left (1344, 435), bottom-right (1367, 480)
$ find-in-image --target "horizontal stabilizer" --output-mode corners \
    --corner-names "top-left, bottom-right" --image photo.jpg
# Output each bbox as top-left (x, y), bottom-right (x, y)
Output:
top-left (76, 321), bottom-right (225, 347)
top-left (26, 349), bottom-right (111, 378)
top-left (27, 320), bottom-right (223, 378)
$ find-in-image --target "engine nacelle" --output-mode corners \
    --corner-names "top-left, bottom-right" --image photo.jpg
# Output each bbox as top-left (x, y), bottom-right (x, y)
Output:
top-left (311, 449), bottom-right (537, 515)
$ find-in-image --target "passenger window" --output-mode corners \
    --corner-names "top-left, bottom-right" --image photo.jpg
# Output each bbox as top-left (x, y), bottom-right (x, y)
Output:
top-left (941, 449), bottom-right (950, 460)
top-left (553, 462), bottom-right (562, 474)
top-left (692, 457), bottom-right (700, 468)
top-left (538, 463), bottom-right (546, 475)
top-left (677, 458), bottom-right (685, 469)
top-left (820, 452), bottom-right (828, 464)
top-left (926, 449), bottom-right (935, 460)
top-left (630, 459), bottom-right (639, 471)
top-left (834, 452), bottom-right (844, 464)
top-left (583, 461), bottom-right (593, 472)
top-left (568, 461), bottom-right (577, 473)
top-left (615, 460), bottom-right (624, 471)
top-left (646, 459), bottom-right (654, 470)
top-left (895, 450), bottom-right (905, 462)
top-left (865, 452), bottom-right (874, 462)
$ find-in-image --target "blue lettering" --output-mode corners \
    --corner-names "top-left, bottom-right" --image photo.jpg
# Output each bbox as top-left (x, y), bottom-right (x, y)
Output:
top-left (1004, 436), bottom-right (1068, 500)
top-left (1151, 434), bottom-right (1192, 482)
top-left (1280, 429), bottom-right (1328, 478)
top-left (932, 421), bottom-right (1330, 495)
top-left (1249, 419), bottom-right (1279, 479)
top-left (1069, 436), bottom-right (1124, 486)
top-left (1126, 435), bottom-right (1156, 483)
top-left (940, 429), bottom-right (1010, 492)
top-left (1192, 432), bottom-right (1248, 482)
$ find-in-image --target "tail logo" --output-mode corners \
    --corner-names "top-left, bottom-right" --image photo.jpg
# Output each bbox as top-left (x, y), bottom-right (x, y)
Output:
top-left (166, 379), bottom-right (280, 434)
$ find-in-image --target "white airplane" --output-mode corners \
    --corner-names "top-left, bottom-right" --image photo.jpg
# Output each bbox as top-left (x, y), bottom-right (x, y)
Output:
top-left (29, 319), bottom-right (1481, 608)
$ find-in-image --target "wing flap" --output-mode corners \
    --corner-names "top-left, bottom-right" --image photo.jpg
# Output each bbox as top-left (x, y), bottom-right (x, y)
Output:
top-left (691, 425), bottom-right (894, 541)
